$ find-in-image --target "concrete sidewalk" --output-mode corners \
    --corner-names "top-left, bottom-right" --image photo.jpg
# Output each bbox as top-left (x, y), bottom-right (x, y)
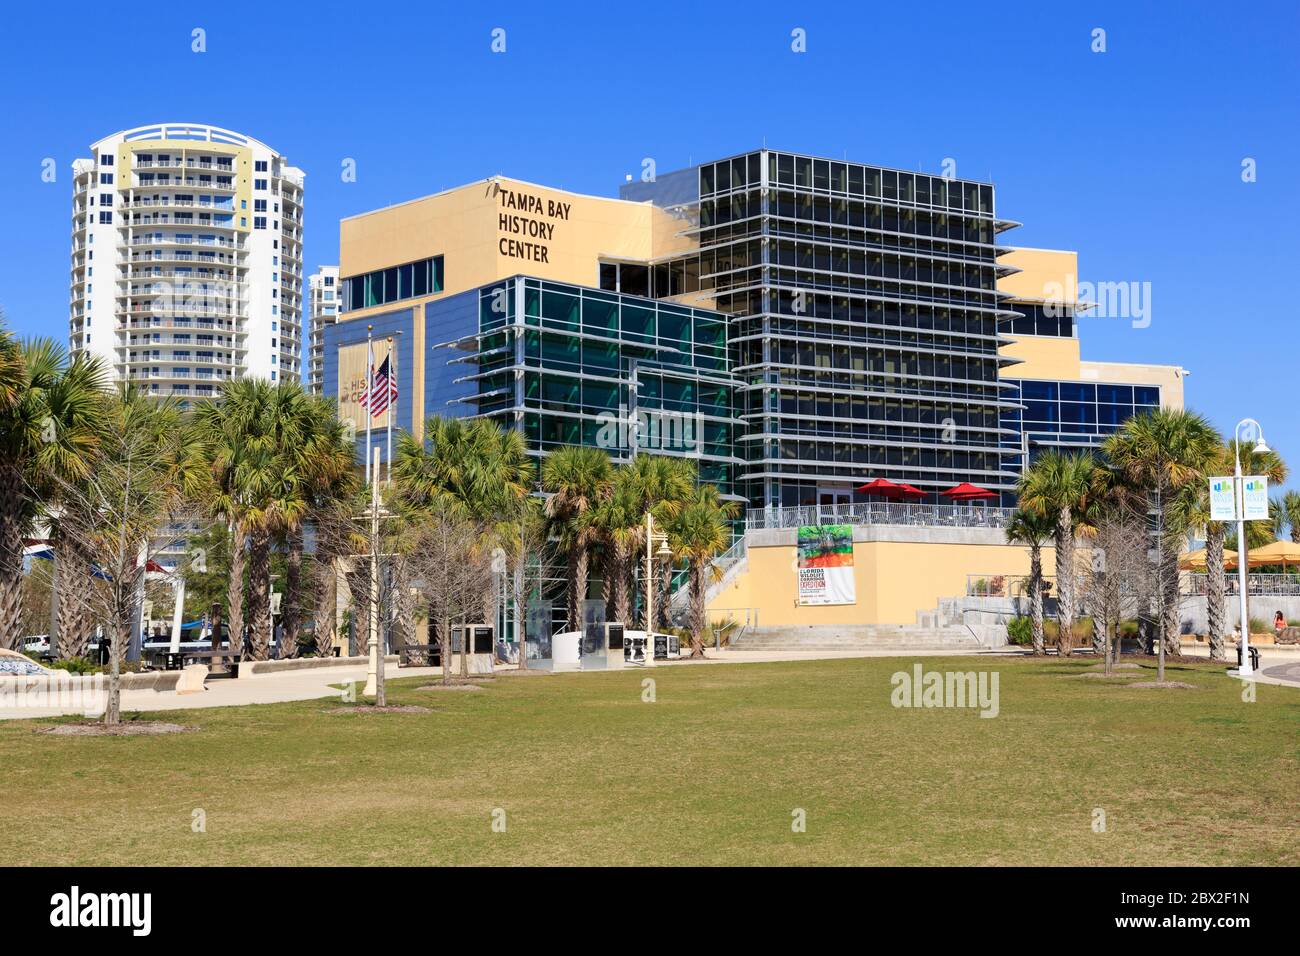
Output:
top-left (24, 639), bottom-right (1291, 721)
top-left (1, 644), bottom-right (1023, 720)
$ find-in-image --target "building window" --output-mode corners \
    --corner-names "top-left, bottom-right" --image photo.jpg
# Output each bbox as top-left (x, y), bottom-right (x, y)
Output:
top-left (255, 160), bottom-right (268, 172)
top-left (255, 199), bottom-right (267, 212)
top-left (254, 179), bottom-right (267, 190)
top-left (342, 255), bottom-right (444, 311)
top-left (99, 211), bottom-right (112, 224)
top-left (99, 154), bottom-right (113, 165)
top-left (99, 172), bottom-right (114, 185)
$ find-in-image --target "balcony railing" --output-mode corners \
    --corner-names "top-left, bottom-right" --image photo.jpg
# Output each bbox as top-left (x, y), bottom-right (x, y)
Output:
top-left (1184, 573), bottom-right (1300, 597)
top-left (746, 502), bottom-right (1014, 531)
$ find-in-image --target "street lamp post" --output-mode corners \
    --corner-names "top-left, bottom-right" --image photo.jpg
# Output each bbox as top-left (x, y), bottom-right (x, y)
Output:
top-left (643, 510), bottom-right (671, 643)
top-left (1233, 418), bottom-right (1268, 677)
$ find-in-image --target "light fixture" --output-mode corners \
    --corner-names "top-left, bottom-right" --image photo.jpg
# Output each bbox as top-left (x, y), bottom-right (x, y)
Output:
top-left (1253, 438), bottom-right (1270, 455)
top-left (656, 540), bottom-right (672, 559)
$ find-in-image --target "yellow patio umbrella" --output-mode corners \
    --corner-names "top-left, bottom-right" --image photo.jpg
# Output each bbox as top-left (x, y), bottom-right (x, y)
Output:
top-left (1178, 547), bottom-right (1238, 571)
top-left (1244, 540), bottom-right (1300, 570)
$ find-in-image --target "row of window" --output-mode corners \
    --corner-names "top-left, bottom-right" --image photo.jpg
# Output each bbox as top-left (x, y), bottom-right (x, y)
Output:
top-left (342, 256), bottom-right (444, 311)
top-left (699, 151), bottom-right (995, 217)
top-left (703, 192), bottom-right (996, 244)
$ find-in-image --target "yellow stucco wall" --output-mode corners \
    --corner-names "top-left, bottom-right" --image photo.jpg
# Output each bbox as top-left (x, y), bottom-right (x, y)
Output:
top-left (997, 246), bottom-right (1186, 409)
top-left (998, 247), bottom-right (1079, 303)
top-left (708, 538), bottom-right (1055, 627)
top-left (338, 175), bottom-right (690, 302)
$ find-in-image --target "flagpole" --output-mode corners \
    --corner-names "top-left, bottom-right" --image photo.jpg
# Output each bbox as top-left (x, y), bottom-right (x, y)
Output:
top-left (386, 336), bottom-right (394, 486)
top-left (364, 325), bottom-right (373, 487)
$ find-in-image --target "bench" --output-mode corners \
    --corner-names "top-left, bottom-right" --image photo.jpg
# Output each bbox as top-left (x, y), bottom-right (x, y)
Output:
top-left (182, 649), bottom-right (241, 679)
top-left (1236, 644), bottom-right (1261, 671)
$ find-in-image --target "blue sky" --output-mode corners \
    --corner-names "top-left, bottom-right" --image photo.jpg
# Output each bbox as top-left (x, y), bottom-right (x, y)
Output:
top-left (2, 1), bottom-right (1297, 483)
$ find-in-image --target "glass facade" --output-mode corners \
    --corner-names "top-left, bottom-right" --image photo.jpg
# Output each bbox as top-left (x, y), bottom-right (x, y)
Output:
top-left (341, 255), bottom-right (444, 312)
top-left (434, 277), bottom-right (743, 497)
top-left (1001, 378), bottom-right (1161, 470)
top-left (622, 149), bottom-right (1023, 508)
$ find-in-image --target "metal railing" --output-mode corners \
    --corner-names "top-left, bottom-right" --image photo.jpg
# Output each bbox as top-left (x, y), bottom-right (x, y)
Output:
top-left (966, 573), bottom-right (1056, 599)
top-left (1184, 573), bottom-right (1300, 597)
top-left (747, 502), bottom-right (1014, 531)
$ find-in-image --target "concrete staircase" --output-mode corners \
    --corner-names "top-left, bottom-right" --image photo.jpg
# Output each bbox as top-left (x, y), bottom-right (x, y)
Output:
top-left (728, 624), bottom-right (983, 652)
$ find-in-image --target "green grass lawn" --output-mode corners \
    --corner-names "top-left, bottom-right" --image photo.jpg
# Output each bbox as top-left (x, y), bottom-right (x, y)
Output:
top-left (3, 656), bottom-right (1297, 866)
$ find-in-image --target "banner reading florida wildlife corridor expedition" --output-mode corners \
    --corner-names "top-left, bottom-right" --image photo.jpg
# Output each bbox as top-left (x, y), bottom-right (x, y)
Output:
top-left (796, 525), bottom-right (856, 605)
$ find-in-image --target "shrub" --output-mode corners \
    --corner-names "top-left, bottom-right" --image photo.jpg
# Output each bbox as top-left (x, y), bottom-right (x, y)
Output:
top-left (48, 656), bottom-right (99, 675)
top-left (1043, 617), bottom-right (1095, 646)
top-left (1006, 616), bottom-right (1033, 646)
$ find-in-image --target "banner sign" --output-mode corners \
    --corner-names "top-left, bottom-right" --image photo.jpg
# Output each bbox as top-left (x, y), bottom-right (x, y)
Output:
top-left (1242, 475), bottom-right (1269, 520)
top-left (1208, 477), bottom-right (1235, 522)
top-left (796, 525), bottom-right (856, 606)
top-left (1209, 475), bottom-right (1270, 521)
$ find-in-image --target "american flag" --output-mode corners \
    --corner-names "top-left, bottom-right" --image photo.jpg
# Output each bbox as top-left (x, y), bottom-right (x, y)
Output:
top-left (359, 354), bottom-right (397, 416)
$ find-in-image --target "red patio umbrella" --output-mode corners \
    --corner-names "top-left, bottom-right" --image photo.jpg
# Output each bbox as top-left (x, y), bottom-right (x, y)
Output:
top-left (857, 478), bottom-right (928, 501)
top-left (940, 482), bottom-right (998, 501)
top-left (894, 483), bottom-right (928, 500)
top-left (856, 477), bottom-right (904, 497)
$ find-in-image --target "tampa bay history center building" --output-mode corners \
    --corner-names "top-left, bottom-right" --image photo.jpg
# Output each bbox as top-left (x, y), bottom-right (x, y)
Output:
top-left (324, 149), bottom-right (1186, 626)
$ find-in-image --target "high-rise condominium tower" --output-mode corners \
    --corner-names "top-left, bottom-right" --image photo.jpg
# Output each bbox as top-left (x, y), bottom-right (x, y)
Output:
top-left (69, 123), bottom-right (305, 403)
top-left (307, 265), bottom-right (339, 394)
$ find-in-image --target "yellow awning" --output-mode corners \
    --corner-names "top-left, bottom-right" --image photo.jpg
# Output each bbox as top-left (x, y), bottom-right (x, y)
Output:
top-left (1179, 548), bottom-right (1238, 571)
top-left (1244, 540), bottom-right (1300, 569)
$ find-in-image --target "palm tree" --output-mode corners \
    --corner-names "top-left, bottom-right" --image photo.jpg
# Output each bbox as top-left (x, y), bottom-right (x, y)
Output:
top-left (1005, 508), bottom-right (1055, 656)
top-left (395, 416), bottom-right (534, 670)
top-left (276, 393), bottom-right (356, 657)
top-left (196, 379), bottom-right (315, 660)
top-left (1102, 408), bottom-right (1222, 679)
top-left (621, 455), bottom-right (696, 628)
top-left (539, 445), bottom-right (612, 630)
top-left (1017, 450), bottom-right (1100, 657)
top-left (663, 483), bottom-right (738, 658)
top-left (0, 335), bottom-right (108, 650)
top-left (1274, 490), bottom-right (1300, 544)
top-left (588, 477), bottom-right (641, 625)
top-left (59, 385), bottom-right (206, 725)
top-left (1183, 440), bottom-right (1287, 661)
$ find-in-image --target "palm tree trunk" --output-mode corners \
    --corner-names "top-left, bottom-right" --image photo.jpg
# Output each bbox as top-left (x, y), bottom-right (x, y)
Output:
top-left (688, 560), bottom-right (706, 658)
top-left (611, 544), bottom-right (630, 625)
top-left (1030, 546), bottom-right (1045, 656)
top-left (313, 550), bottom-right (337, 657)
top-left (0, 463), bottom-right (27, 651)
top-left (1055, 506), bottom-right (1074, 656)
top-left (246, 527), bottom-right (271, 661)
top-left (1161, 544), bottom-right (1181, 657)
top-left (656, 561), bottom-right (671, 630)
top-left (1206, 523), bottom-right (1227, 661)
top-left (571, 542), bottom-right (588, 633)
top-left (55, 533), bottom-right (94, 659)
top-left (282, 527), bottom-right (303, 658)
top-left (227, 523), bottom-right (246, 658)
top-left (1092, 613), bottom-right (1106, 657)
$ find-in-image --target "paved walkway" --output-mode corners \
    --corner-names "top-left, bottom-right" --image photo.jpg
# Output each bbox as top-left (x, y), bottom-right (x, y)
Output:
top-left (6, 642), bottom-right (1295, 721)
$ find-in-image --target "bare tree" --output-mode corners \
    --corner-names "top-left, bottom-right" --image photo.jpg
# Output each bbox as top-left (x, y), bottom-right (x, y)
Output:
top-left (310, 501), bottom-right (361, 658)
top-left (45, 404), bottom-right (204, 725)
top-left (402, 510), bottom-right (493, 684)
top-left (1080, 501), bottom-right (1152, 676)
